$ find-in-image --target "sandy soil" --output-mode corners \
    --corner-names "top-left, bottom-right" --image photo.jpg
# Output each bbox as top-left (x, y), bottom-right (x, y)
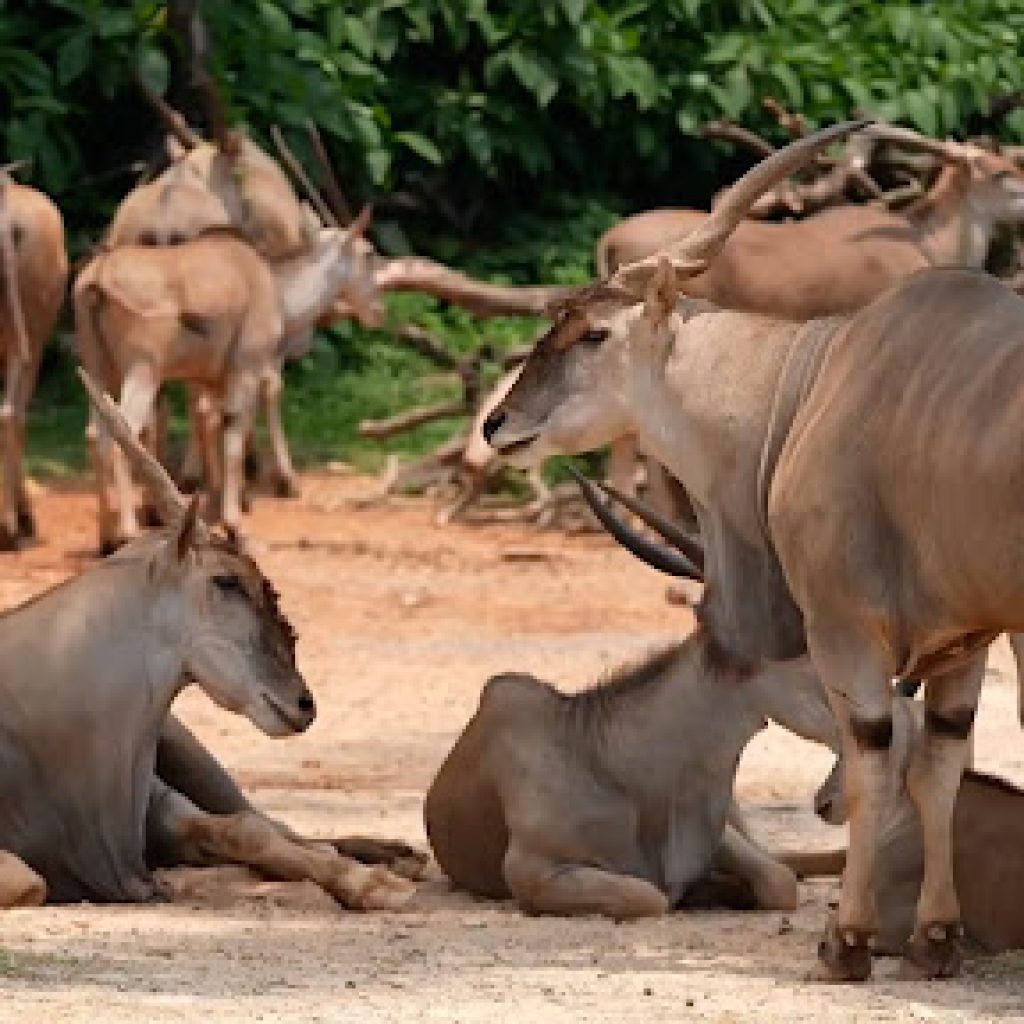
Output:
top-left (1, 472), bottom-right (1023, 1023)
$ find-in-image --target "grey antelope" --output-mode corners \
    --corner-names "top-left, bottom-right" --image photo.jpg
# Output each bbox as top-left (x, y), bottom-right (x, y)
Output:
top-left (426, 624), bottom-right (839, 919)
top-left (486, 121), bottom-right (1024, 980)
top-left (0, 369), bottom-right (418, 909)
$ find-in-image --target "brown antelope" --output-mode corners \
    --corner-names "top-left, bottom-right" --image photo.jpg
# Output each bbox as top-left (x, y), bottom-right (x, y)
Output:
top-left (584, 480), bottom-right (1024, 956)
top-left (426, 631), bottom-right (838, 919)
top-left (785, 692), bottom-right (1024, 956)
top-left (485, 122), bottom-right (1024, 980)
top-left (0, 173), bottom-right (67, 548)
top-left (106, 82), bottom-right (308, 261)
top-left (596, 126), bottom-right (1024, 317)
top-left (74, 210), bottom-right (374, 552)
top-left (0, 370), bottom-right (416, 909)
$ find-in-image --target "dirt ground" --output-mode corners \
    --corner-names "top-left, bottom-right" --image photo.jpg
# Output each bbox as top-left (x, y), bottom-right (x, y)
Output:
top-left (1, 472), bottom-right (1023, 1023)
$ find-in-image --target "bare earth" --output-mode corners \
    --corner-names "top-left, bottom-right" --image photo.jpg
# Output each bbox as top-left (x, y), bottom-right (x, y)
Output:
top-left (2, 472), bottom-right (1023, 1023)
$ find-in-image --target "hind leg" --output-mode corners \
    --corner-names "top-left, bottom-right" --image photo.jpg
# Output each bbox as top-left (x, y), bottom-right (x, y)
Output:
top-left (109, 363), bottom-right (159, 545)
top-left (0, 346), bottom-right (25, 549)
top-left (503, 843), bottom-right (667, 920)
top-left (262, 367), bottom-right (299, 498)
top-left (901, 653), bottom-right (983, 979)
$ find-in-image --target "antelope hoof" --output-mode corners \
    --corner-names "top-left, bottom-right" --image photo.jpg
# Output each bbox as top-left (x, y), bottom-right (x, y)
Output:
top-left (902, 922), bottom-right (963, 980)
top-left (0, 526), bottom-right (24, 552)
top-left (354, 866), bottom-right (416, 912)
top-left (138, 503), bottom-right (164, 528)
top-left (16, 506), bottom-right (36, 539)
top-left (178, 472), bottom-right (202, 494)
top-left (815, 920), bottom-right (873, 982)
top-left (273, 474), bottom-right (300, 499)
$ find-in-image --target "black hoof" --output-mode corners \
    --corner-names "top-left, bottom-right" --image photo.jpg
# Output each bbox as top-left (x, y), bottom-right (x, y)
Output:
top-left (99, 537), bottom-right (126, 557)
top-left (0, 527), bottom-right (22, 552)
top-left (902, 922), bottom-right (963, 979)
top-left (138, 504), bottom-right (164, 528)
top-left (17, 507), bottom-right (36, 539)
top-left (273, 475), bottom-right (300, 499)
top-left (816, 920), bottom-right (873, 982)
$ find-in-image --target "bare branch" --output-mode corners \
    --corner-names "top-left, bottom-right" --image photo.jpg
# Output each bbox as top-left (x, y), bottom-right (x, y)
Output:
top-left (762, 96), bottom-right (806, 139)
top-left (388, 322), bottom-right (461, 370)
top-left (701, 120), bottom-right (776, 159)
top-left (374, 257), bottom-right (580, 318)
top-left (359, 399), bottom-right (469, 440)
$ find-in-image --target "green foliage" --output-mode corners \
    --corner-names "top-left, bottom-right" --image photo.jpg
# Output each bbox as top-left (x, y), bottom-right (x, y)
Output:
top-left (6, 1), bottom-right (1024, 474)
top-left (4, 1), bottom-right (1024, 247)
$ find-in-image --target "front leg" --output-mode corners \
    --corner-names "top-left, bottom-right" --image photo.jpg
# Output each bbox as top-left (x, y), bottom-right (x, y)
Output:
top-left (503, 843), bottom-right (667, 920)
top-left (712, 822), bottom-right (798, 911)
top-left (901, 652), bottom-right (984, 979)
top-left (148, 783), bottom-right (414, 911)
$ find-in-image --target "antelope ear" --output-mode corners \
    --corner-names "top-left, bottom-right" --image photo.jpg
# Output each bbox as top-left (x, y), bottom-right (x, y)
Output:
top-left (165, 135), bottom-right (186, 162)
top-left (643, 258), bottom-right (679, 327)
top-left (173, 495), bottom-right (203, 562)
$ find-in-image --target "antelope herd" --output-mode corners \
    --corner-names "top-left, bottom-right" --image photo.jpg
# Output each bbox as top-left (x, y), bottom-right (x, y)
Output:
top-left (1, 85), bottom-right (1024, 991)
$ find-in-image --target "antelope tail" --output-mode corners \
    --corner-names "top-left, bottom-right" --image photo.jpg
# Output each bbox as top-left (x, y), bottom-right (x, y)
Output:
top-left (0, 173), bottom-right (29, 362)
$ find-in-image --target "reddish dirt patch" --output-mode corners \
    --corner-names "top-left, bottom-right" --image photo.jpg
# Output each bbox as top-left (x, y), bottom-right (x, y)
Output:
top-left (1, 474), bottom-right (1022, 1022)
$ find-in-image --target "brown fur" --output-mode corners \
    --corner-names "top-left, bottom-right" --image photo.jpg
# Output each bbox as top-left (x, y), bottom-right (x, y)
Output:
top-left (0, 180), bottom-right (66, 547)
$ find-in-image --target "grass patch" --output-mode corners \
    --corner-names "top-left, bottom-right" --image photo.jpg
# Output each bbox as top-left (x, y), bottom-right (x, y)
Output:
top-left (23, 195), bottom-right (620, 480)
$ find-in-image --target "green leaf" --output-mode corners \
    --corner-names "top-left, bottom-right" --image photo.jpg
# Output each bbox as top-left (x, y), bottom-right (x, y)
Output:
top-left (136, 44), bottom-right (168, 96)
top-left (395, 130), bottom-right (443, 165)
top-left (344, 15), bottom-right (375, 59)
top-left (57, 32), bottom-right (92, 86)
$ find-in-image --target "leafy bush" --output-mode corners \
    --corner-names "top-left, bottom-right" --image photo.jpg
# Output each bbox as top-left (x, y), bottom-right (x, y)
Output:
top-left (4, 0), bottom-right (1024, 250)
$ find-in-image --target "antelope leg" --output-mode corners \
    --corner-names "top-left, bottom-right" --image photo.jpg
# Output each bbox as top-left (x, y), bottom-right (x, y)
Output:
top-left (147, 781), bottom-right (414, 911)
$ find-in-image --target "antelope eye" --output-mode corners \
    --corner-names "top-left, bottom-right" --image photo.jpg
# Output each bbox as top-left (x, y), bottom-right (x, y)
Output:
top-left (212, 574), bottom-right (244, 595)
top-left (581, 328), bottom-right (609, 346)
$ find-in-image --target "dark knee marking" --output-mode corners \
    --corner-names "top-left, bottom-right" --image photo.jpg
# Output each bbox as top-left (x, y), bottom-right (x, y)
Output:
top-left (221, 411), bottom-right (239, 430)
top-left (850, 715), bottom-right (893, 750)
top-left (925, 707), bottom-right (975, 740)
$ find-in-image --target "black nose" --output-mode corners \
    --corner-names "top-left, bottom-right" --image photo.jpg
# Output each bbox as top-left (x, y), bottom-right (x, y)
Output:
top-left (298, 691), bottom-right (316, 715)
top-left (482, 409), bottom-right (506, 445)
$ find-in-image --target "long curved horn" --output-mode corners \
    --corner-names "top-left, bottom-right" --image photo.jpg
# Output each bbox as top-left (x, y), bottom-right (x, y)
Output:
top-left (136, 80), bottom-right (201, 151)
top-left (569, 467), bottom-right (703, 581)
top-left (578, 470), bottom-right (705, 571)
top-left (77, 368), bottom-right (187, 524)
top-left (0, 173), bottom-right (29, 362)
top-left (305, 120), bottom-right (353, 224)
top-left (614, 119), bottom-right (872, 293)
top-left (270, 125), bottom-right (338, 228)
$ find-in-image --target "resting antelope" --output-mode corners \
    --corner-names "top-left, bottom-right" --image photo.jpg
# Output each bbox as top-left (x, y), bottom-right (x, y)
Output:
top-left (427, 630), bottom-right (838, 919)
top-left (0, 370), bottom-right (417, 909)
top-left (74, 210), bottom-right (374, 552)
top-left (486, 122), bottom-right (1024, 980)
top-left (0, 172), bottom-right (67, 548)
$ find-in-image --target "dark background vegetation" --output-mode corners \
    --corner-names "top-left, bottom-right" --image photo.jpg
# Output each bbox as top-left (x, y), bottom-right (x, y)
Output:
top-left (4, 0), bottom-right (1024, 472)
